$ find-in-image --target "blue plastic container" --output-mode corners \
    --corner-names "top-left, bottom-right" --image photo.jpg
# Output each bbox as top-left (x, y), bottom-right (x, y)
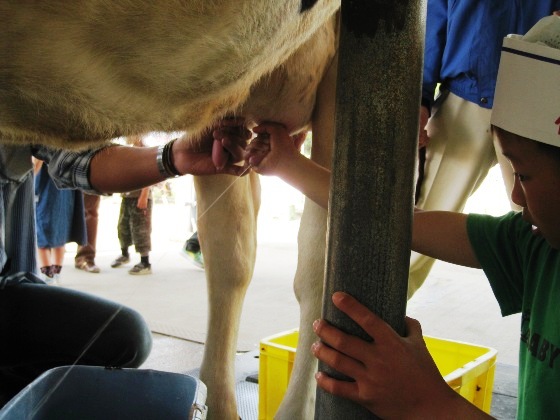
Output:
top-left (0, 366), bottom-right (207, 420)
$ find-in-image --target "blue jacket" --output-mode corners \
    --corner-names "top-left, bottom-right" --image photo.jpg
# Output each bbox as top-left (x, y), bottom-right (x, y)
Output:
top-left (423, 0), bottom-right (560, 109)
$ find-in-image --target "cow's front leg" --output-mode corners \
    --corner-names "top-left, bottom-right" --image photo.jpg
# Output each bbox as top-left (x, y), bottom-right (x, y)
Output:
top-left (194, 172), bottom-right (260, 420)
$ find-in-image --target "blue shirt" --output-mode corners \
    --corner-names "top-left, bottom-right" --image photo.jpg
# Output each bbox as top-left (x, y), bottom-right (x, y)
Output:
top-left (423, 0), bottom-right (560, 109)
top-left (0, 144), bottom-right (99, 276)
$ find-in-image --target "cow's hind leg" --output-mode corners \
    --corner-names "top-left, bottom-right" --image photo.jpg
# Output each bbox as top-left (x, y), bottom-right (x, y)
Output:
top-left (275, 47), bottom-right (336, 420)
top-left (194, 172), bottom-right (260, 420)
top-left (276, 200), bottom-right (327, 419)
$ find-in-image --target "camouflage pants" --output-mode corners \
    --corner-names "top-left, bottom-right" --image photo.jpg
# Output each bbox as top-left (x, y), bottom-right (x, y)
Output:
top-left (117, 197), bottom-right (152, 255)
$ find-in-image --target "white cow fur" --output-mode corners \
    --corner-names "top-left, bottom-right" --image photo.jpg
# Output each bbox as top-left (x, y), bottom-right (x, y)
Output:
top-left (0, 1), bottom-right (340, 418)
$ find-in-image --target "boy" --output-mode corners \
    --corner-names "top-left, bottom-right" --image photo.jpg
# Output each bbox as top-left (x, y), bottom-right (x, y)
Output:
top-left (228, 16), bottom-right (560, 418)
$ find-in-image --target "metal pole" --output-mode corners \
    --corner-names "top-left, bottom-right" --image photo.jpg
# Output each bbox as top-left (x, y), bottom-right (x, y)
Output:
top-left (315, 1), bottom-right (425, 418)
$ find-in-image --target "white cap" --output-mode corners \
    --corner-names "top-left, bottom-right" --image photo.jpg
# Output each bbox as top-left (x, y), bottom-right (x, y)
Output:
top-left (491, 16), bottom-right (560, 147)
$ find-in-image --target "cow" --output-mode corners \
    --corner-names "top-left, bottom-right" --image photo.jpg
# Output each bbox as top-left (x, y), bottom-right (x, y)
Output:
top-left (0, 1), bottom-right (340, 418)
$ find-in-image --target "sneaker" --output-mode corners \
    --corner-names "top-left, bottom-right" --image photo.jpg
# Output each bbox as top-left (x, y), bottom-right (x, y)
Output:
top-left (50, 265), bottom-right (62, 284)
top-left (185, 237), bottom-right (200, 253)
top-left (75, 260), bottom-right (101, 273)
top-left (40, 266), bottom-right (55, 285)
top-left (40, 273), bottom-right (56, 285)
top-left (40, 272), bottom-right (58, 285)
top-left (111, 255), bottom-right (130, 268)
top-left (180, 248), bottom-right (204, 269)
top-left (128, 262), bottom-right (152, 275)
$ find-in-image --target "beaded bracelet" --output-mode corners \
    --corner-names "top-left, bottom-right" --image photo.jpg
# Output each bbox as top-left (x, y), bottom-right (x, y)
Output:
top-left (156, 139), bottom-right (181, 179)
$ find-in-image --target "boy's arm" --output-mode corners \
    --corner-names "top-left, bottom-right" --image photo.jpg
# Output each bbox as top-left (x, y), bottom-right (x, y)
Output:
top-left (244, 123), bottom-right (480, 268)
top-left (269, 152), bottom-right (331, 210)
top-left (240, 123), bottom-right (331, 209)
top-left (412, 210), bottom-right (480, 268)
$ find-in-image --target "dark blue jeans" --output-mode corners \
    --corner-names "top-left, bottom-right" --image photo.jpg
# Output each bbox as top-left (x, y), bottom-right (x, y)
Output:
top-left (0, 275), bottom-right (152, 406)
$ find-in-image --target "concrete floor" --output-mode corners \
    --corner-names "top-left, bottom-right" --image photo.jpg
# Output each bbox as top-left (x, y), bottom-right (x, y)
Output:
top-left (58, 167), bottom-right (519, 419)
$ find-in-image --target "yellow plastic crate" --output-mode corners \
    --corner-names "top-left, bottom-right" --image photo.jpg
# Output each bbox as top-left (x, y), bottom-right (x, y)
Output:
top-left (259, 329), bottom-right (497, 419)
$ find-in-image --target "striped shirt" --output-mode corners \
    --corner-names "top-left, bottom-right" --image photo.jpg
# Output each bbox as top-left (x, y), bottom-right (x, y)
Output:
top-left (0, 144), bottom-right (100, 278)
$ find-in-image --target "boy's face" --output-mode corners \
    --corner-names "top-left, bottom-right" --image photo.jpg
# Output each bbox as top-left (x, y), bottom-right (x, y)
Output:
top-left (497, 130), bottom-right (560, 249)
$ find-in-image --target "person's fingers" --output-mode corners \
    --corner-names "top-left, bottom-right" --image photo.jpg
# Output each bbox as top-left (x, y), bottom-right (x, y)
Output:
top-left (404, 316), bottom-right (423, 341)
top-left (252, 133), bottom-right (271, 145)
top-left (245, 145), bottom-right (268, 158)
top-left (247, 150), bottom-right (268, 168)
top-left (212, 138), bottom-right (229, 169)
top-left (245, 139), bottom-right (270, 154)
top-left (253, 122), bottom-right (287, 139)
top-left (292, 132), bottom-right (307, 149)
top-left (221, 137), bottom-right (245, 162)
top-left (218, 163), bottom-right (250, 177)
top-left (418, 130), bottom-right (429, 149)
top-left (211, 121), bottom-right (252, 168)
top-left (311, 338), bottom-right (364, 380)
top-left (331, 292), bottom-right (399, 344)
top-left (215, 118), bottom-right (252, 139)
top-left (244, 134), bottom-right (274, 168)
top-left (418, 106), bottom-right (430, 148)
top-left (213, 125), bottom-right (252, 142)
top-left (315, 371), bottom-right (360, 402)
top-left (312, 319), bottom-right (372, 367)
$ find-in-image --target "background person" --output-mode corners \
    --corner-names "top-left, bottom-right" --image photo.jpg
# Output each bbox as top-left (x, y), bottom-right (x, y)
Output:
top-left (111, 186), bottom-right (154, 275)
top-left (410, 0), bottom-right (560, 297)
top-left (110, 136), bottom-right (154, 275)
top-left (34, 158), bottom-right (87, 283)
top-left (75, 193), bottom-right (101, 273)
